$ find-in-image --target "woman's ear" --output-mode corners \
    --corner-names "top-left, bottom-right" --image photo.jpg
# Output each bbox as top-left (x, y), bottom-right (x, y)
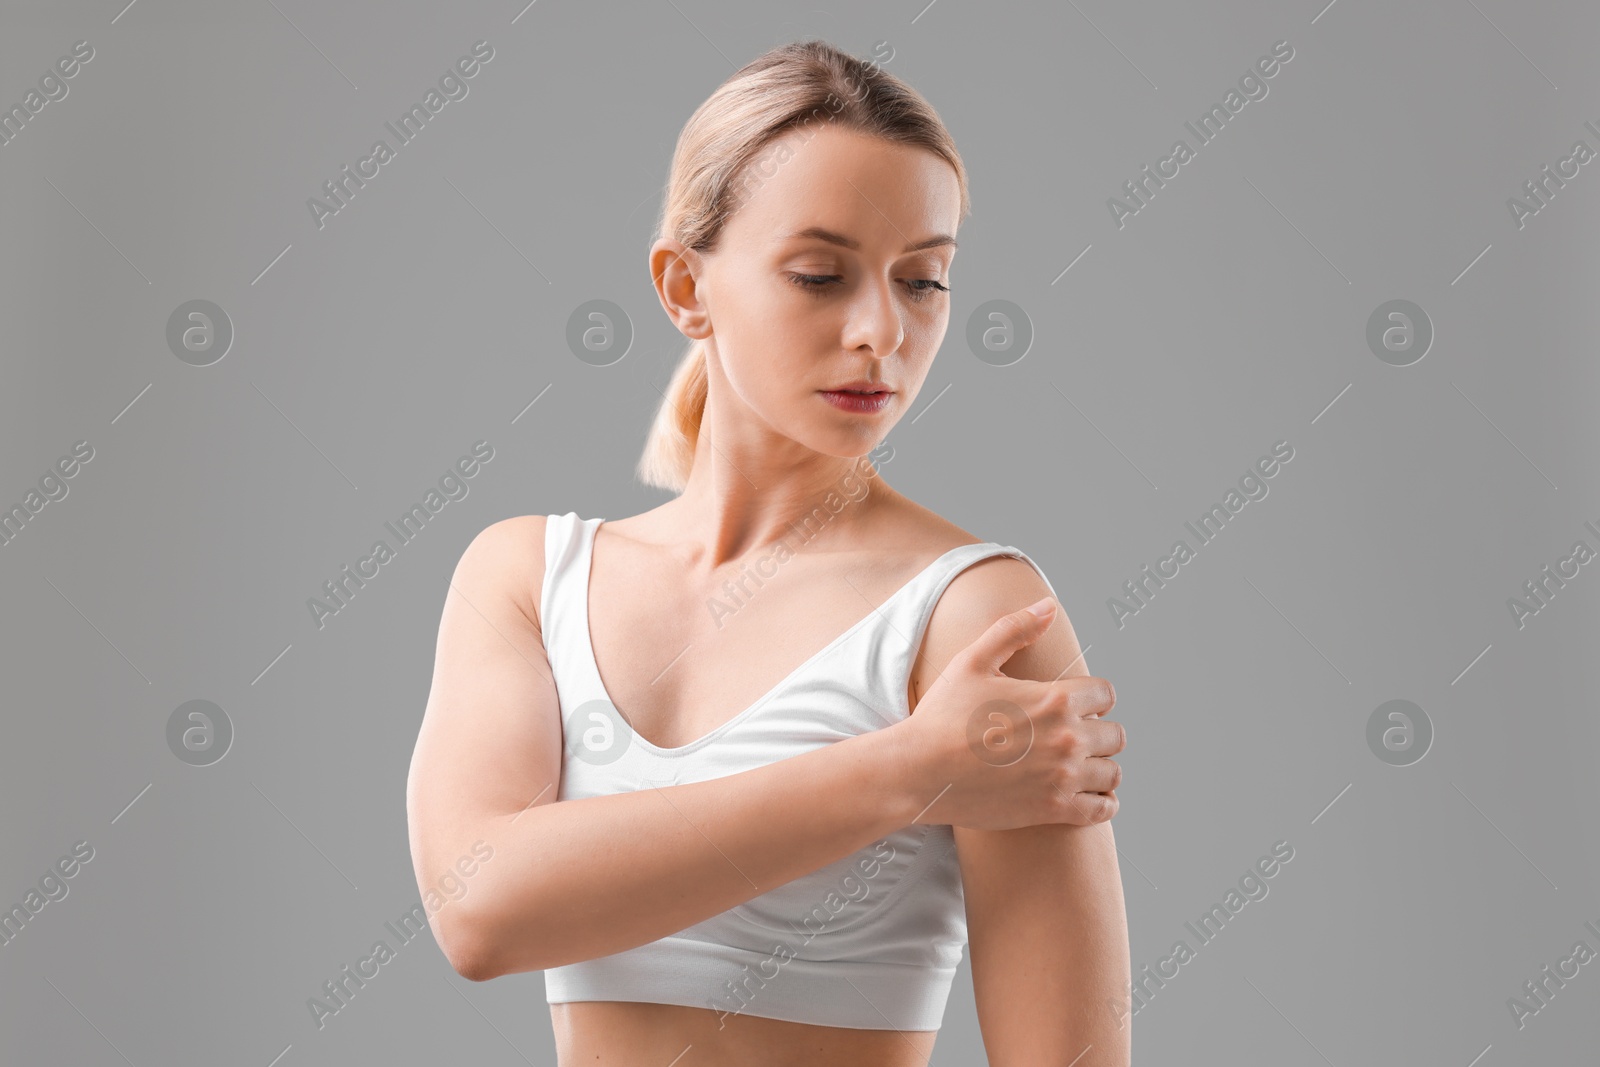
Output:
top-left (649, 238), bottom-right (711, 341)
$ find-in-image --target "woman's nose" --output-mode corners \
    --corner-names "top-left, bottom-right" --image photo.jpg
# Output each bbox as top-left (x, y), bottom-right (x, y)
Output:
top-left (844, 281), bottom-right (904, 357)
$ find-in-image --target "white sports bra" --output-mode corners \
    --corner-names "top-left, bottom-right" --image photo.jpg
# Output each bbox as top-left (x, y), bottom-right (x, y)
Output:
top-left (538, 512), bottom-right (1058, 1031)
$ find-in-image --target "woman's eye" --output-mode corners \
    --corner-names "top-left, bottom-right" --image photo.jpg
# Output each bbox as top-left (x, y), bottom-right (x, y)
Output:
top-left (787, 273), bottom-right (951, 301)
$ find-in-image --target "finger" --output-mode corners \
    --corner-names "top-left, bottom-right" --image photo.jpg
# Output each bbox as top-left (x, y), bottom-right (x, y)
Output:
top-left (957, 598), bottom-right (1055, 675)
top-left (1080, 755), bottom-right (1121, 792)
top-left (1062, 789), bottom-right (1117, 825)
top-left (1060, 676), bottom-right (1116, 718)
top-left (1084, 718), bottom-right (1127, 757)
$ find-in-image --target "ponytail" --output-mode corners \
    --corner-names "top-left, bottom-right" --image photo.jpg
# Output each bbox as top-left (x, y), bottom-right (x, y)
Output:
top-left (636, 338), bottom-right (709, 492)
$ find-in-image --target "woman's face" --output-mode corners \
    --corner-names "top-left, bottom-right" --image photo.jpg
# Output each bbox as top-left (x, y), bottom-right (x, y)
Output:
top-left (658, 124), bottom-right (962, 458)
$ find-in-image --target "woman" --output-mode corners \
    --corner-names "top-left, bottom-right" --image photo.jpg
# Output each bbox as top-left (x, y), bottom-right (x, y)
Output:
top-left (407, 39), bottom-right (1130, 1066)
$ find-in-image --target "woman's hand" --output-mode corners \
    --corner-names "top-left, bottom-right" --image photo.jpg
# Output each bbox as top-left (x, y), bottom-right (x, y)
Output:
top-left (891, 599), bottom-right (1124, 830)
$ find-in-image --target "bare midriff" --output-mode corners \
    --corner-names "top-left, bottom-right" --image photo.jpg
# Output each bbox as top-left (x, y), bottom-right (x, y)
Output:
top-left (549, 1001), bottom-right (939, 1066)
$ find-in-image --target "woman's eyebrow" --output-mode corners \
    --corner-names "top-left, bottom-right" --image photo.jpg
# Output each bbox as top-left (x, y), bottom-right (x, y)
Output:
top-left (778, 226), bottom-right (957, 253)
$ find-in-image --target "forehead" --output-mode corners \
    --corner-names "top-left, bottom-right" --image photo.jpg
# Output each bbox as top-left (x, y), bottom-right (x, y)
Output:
top-left (722, 124), bottom-right (961, 251)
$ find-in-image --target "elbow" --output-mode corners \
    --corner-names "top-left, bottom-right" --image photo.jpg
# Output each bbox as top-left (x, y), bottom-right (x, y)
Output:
top-left (448, 945), bottom-right (498, 984)
top-left (438, 896), bottom-right (561, 979)
top-left (437, 906), bottom-right (504, 982)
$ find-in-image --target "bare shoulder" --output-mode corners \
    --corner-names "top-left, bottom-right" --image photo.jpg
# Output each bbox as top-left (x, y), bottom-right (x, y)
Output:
top-left (452, 514), bottom-right (550, 630)
top-left (907, 549), bottom-right (1088, 711)
top-left (880, 494), bottom-right (983, 556)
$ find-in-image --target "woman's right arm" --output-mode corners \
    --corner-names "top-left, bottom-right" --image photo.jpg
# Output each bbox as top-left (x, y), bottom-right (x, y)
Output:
top-left (405, 515), bottom-right (1120, 981)
top-left (407, 515), bottom-right (929, 980)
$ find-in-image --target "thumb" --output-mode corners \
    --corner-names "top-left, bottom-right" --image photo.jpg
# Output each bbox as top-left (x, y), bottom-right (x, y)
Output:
top-left (957, 597), bottom-right (1055, 674)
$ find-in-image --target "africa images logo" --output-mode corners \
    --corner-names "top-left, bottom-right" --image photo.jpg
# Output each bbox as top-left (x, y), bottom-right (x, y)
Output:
top-left (307, 41), bottom-right (495, 230)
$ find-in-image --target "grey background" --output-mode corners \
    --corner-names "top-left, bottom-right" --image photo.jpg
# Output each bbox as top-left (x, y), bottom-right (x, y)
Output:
top-left (3, 0), bottom-right (1596, 1063)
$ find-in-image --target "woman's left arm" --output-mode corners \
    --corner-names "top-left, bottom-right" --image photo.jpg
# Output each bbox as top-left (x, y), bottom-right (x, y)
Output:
top-left (910, 556), bottom-right (1132, 1066)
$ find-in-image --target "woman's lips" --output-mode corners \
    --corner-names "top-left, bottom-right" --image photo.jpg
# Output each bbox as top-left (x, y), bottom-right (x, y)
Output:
top-left (819, 389), bottom-right (893, 413)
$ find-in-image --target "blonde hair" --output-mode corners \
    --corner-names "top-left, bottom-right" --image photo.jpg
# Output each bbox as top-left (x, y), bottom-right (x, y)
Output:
top-left (636, 39), bottom-right (971, 493)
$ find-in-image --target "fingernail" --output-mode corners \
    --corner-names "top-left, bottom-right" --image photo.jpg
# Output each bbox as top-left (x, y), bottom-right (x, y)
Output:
top-left (1026, 598), bottom-right (1055, 618)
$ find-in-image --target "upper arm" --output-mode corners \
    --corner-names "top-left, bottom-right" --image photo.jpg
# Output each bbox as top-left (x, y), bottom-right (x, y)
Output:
top-left (405, 515), bottom-right (564, 975)
top-left (914, 556), bottom-right (1132, 1066)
